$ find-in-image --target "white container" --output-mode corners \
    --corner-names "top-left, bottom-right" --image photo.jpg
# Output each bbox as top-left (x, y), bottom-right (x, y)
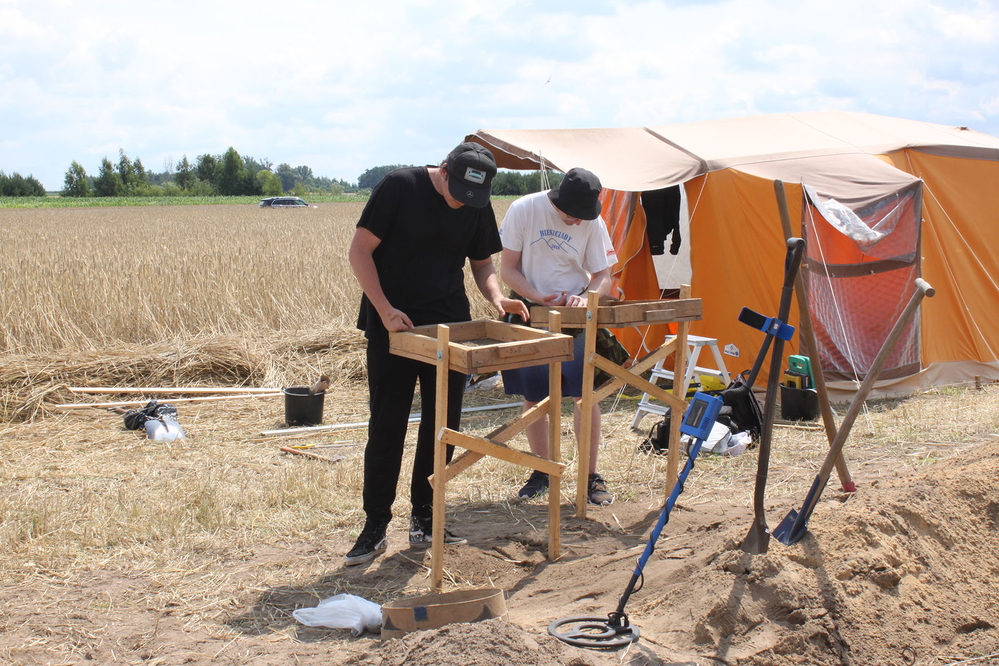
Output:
top-left (144, 417), bottom-right (185, 442)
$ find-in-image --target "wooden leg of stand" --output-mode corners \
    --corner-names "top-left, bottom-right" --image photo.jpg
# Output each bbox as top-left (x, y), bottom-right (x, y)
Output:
top-left (773, 179), bottom-right (855, 491)
top-left (431, 325), bottom-right (450, 592)
top-left (576, 291), bottom-right (599, 518)
top-left (548, 311), bottom-right (562, 560)
top-left (666, 284), bottom-right (692, 499)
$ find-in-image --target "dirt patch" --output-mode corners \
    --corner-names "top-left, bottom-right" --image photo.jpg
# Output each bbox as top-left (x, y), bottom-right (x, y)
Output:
top-left (2, 384), bottom-right (998, 665)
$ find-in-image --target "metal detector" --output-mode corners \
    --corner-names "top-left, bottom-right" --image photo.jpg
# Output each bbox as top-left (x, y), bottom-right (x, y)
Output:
top-left (549, 392), bottom-right (723, 650)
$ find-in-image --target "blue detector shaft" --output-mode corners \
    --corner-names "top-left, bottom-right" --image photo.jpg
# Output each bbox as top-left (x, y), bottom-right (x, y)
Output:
top-left (549, 392), bottom-right (723, 650)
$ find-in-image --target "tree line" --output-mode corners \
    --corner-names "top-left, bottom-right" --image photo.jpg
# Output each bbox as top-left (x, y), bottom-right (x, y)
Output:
top-left (356, 164), bottom-right (563, 195)
top-left (2, 149), bottom-right (565, 198)
top-left (0, 171), bottom-right (46, 196)
top-left (60, 148), bottom-right (357, 198)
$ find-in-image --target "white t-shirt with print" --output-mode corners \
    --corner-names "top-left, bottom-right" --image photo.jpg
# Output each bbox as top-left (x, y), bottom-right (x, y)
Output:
top-left (500, 191), bottom-right (617, 298)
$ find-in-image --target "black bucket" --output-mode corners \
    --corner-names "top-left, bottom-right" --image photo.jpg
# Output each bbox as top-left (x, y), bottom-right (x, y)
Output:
top-left (780, 385), bottom-right (819, 421)
top-left (284, 386), bottom-right (325, 427)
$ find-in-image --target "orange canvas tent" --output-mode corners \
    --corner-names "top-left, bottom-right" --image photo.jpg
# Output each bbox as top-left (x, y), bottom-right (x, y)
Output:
top-left (468, 111), bottom-right (999, 396)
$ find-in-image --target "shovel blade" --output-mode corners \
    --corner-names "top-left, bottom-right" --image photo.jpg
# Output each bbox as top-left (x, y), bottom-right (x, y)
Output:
top-left (740, 522), bottom-right (770, 554)
top-left (773, 509), bottom-right (805, 545)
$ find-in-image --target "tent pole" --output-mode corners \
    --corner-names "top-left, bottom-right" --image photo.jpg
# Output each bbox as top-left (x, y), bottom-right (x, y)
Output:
top-left (774, 180), bottom-right (856, 493)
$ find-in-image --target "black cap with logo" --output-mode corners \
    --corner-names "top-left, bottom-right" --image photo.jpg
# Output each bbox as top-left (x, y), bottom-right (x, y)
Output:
top-left (445, 143), bottom-right (497, 208)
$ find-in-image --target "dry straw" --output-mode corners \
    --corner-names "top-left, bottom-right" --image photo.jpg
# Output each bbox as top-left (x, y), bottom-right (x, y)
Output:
top-left (0, 201), bottom-right (510, 421)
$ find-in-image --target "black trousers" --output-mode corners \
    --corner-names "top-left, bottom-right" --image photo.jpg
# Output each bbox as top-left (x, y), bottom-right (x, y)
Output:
top-left (362, 336), bottom-right (465, 525)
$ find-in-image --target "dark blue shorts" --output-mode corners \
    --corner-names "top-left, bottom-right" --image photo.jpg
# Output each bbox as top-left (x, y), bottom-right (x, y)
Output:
top-left (501, 332), bottom-right (586, 402)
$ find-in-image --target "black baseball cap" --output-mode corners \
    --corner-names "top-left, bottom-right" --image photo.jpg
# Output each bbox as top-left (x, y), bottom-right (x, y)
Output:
top-left (445, 143), bottom-right (497, 208)
top-left (548, 167), bottom-right (602, 221)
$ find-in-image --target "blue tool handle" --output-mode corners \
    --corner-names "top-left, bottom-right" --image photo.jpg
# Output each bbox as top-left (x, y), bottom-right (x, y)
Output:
top-left (632, 438), bottom-right (704, 576)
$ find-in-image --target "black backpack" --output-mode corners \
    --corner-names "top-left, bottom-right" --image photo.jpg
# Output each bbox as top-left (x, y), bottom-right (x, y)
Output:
top-left (637, 412), bottom-right (671, 455)
top-left (717, 370), bottom-right (763, 440)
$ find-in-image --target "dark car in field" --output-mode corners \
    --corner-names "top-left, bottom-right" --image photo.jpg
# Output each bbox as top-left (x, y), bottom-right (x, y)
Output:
top-left (259, 197), bottom-right (309, 207)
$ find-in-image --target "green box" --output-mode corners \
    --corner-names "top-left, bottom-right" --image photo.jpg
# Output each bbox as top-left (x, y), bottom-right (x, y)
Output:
top-left (787, 355), bottom-right (813, 387)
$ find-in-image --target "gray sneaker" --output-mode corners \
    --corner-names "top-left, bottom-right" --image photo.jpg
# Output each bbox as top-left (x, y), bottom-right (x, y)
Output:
top-left (587, 473), bottom-right (614, 506)
top-left (344, 521), bottom-right (388, 566)
top-left (409, 515), bottom-right (467, 548)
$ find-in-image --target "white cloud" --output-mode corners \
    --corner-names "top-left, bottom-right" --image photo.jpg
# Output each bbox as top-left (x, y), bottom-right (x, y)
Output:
top-left (2, 0), bottom-right (998, 189)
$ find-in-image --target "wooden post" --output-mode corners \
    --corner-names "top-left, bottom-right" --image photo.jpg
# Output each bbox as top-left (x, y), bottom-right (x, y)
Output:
top-left (666, 284), bottom-right (692, 498)
top-left (576, 291), bottom-right (600, 517)
top-left (548, 311), bottom-right (562, 560)
top-left (430, 325), bottom-right (450, 592)
top-left (774, 180), bottom-right (855, 492)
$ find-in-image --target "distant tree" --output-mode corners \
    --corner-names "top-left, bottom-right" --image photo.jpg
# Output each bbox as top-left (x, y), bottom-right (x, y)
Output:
top-left (244, 156), bottom-right (272, 178)
top-left (63, 161), bottom-right (90, 197)
top-left (491, 171), bottom-right (529, 196)
top-left (133, 157), bottom-right (147, 186)
top-left (358, 164), bottom-right (410, 190)
top-left (0, 170), bottom-right (46, 196)
top-left (275, 163), bottom-right (297, 193)
top-left (255, 169), bottom-right (283, 196)
top-left (175, 155), bottom-right (195, 190)
top-left (195, 154), bottom-right (218, 187)
top-left (313, 175), bottom-right (343, 195)
top-left (93, 157), bottom-right (123, 197)
top-left (294, 165), bottom-right (313, 182)
top-left (216, 147), bottom-right (249, 195)
top-left (117, 149), bottom-right (135, 193)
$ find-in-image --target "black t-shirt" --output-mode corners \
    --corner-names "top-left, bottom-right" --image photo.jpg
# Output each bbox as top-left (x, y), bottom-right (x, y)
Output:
top-left (356, 166), bottom-right (501, 340)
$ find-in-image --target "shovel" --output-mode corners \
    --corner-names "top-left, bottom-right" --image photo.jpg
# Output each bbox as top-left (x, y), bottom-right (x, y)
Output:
top-left (774, 278), bottom-right (936, 546)
top-left (740, 237), bottom-right (805, 554)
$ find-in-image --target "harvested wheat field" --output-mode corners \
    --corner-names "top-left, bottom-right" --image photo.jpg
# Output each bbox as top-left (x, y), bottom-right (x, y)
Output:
top-left (2, 203), bottom-right (999, 666)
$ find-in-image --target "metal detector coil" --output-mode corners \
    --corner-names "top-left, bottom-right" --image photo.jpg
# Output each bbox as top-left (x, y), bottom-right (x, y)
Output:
top-left (550, 392), bottom-right (723, 650)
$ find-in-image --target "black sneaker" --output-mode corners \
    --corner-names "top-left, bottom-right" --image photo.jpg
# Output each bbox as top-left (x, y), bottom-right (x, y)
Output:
top-left (408, 515), bottom-right (467, 548)
top-left (587, 473), bottom-right (614, 506)
top-left (344, 520), bottom-right (388, 566)
top-left (518, 470), bottom-right (549, 499)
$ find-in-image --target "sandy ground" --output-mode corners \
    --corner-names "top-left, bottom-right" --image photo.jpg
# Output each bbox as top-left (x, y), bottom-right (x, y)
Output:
top-left (2, 387), bottom-right (998, 666)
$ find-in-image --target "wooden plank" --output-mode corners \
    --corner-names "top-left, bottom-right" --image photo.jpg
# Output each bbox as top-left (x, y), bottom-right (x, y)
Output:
top-left (279, 446), bottom-right (345, 464)
top-left (576, 291), bottom-right (600, 517)
top-left (666, 285), bottom-right (692, 498)
top-left (391, 322), bottom-right (574, 373)
top-left (388, 332), bottom-right (438, 362)
top-left (483, 319), bottom-right (551, 342)
top-left (431, 325), bottom-right (450, 592)
top-left (529, 298), bottom-right (702, 328)
top-left (774, 179), bottom-right (854, 491)
top-left (69, 386), bottom-right (280, 395)
top-left (643, 309), bottom-right (677, 321)
top-left (436, 449), bottom-right (486, 484)
top-left (548, 310), bottom-right (562, 560)
top-left (430, 396), bottom-right (552, 484)
top-left (592, 338), bottom-right (678, 402)
top-left (591, 355), bottom-right (687, 412)
top-left (53, 392), bottom-right (283, 410)
top-left (441, 430), bottom-right (565, 477)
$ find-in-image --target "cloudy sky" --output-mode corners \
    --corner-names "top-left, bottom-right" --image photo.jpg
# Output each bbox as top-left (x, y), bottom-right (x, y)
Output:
top-left (3, 0), bottom-right (997, 191)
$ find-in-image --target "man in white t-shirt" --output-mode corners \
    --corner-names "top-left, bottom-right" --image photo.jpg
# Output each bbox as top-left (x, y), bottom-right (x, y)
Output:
top-left (499, 168), bottom-right (618, 506)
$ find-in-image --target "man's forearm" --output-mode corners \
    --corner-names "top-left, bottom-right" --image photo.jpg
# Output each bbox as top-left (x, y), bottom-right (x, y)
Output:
top-left (470, 259), bottom-right (505, 303)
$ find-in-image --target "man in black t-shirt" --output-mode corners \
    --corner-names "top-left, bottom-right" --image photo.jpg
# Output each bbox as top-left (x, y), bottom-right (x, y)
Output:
top-left (345, 142), bottom-right (528, 566)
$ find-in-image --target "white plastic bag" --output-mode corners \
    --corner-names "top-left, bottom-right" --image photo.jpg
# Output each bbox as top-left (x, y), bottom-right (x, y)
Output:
top-left (144, 417), bottom-right (185, 442)
top-left (293, 593), bottom-right (382, 636)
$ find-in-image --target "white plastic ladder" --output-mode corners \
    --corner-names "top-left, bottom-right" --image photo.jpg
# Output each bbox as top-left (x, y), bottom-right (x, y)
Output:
top-left (632, 335), bottom-right (731, 430)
